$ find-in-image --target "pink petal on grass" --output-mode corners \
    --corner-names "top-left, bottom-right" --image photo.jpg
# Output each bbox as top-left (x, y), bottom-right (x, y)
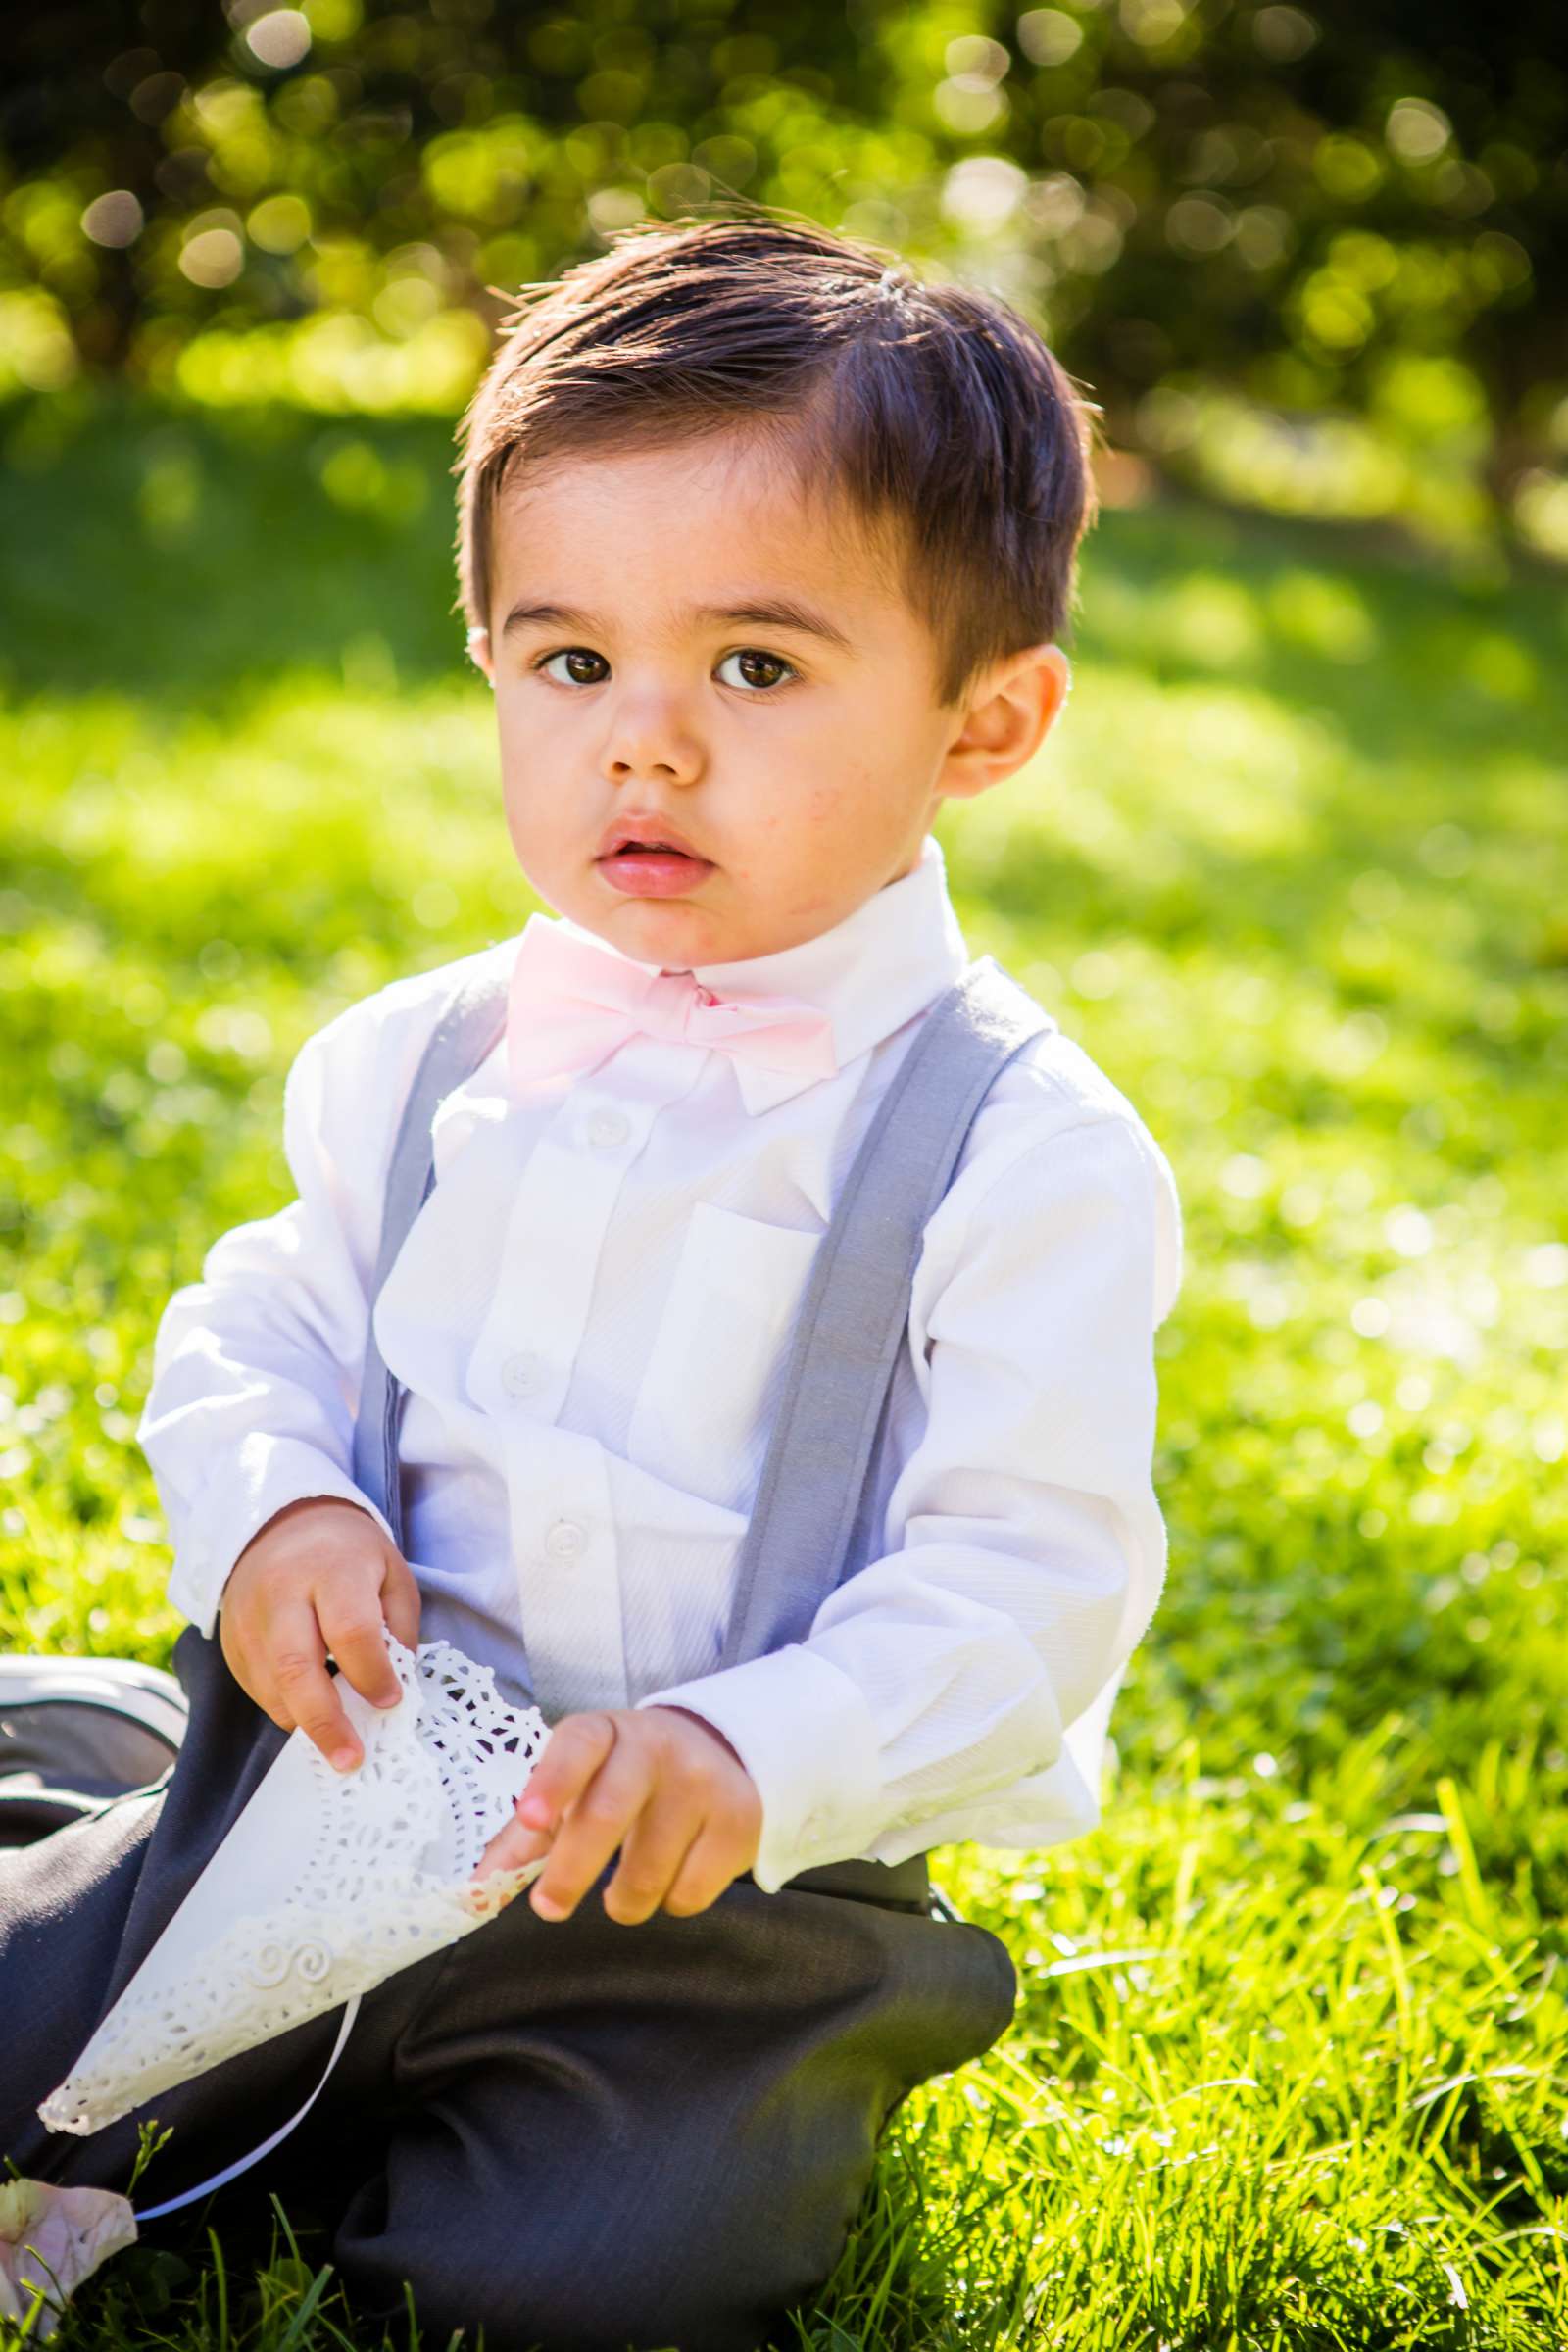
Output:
top-left (0, 2179), bottom-right (139, 2338)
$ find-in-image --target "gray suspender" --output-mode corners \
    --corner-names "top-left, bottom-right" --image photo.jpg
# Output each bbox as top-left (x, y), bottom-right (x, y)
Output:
top-left (718, 958), bottom-right (1053, 1668)
top-left (350, 948), bottom-right (1054, 1690)
top-left (350, 959), bottom-right (513, 1552)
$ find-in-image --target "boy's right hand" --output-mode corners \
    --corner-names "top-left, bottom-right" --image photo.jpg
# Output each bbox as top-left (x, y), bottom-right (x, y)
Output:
top-left (218, 1495), bottom-right (422, 1774)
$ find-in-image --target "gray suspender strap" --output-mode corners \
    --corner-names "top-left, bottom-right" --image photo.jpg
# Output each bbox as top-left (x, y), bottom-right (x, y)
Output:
top-left (715, 954), bottom-right (1053, 1670)
top-left (350, 956), bottom-right (512, 1550)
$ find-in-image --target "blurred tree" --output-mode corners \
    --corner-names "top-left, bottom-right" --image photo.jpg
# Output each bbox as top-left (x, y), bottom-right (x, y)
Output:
top-left (1, 0), bottom-right (1563, 553)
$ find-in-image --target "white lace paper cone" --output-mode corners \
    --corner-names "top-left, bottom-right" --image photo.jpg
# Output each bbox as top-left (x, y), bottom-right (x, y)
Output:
top-left (38, 1631), bottom-right (552, 2137)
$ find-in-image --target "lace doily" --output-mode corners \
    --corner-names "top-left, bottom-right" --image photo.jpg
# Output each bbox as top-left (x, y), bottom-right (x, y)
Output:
top-left (39, 1632), bottom-right (552, 2137)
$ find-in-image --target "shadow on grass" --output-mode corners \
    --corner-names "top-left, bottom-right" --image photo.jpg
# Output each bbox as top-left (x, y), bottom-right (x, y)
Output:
top-left (1, 387), bottom-right (473, 707)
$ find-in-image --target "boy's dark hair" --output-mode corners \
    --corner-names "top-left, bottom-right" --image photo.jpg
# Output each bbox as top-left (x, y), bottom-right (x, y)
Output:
top-left (453, 210), bottom-right (1098, 710)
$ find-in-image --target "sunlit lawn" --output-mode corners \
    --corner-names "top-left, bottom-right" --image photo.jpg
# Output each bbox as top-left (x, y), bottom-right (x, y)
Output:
top-left (2, 386), bottom-right (1566, 2349)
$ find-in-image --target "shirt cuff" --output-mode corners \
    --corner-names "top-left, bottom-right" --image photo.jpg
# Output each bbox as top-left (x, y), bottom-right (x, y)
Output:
top-left (164, 1434), bottom-right (399, 1639)
top-left (635, 1642), bottom-right (884, 1893)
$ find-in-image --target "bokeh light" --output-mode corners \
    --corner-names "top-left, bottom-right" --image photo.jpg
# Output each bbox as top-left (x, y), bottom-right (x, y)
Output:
top-left (0, 1), bottom-right (1557, 572)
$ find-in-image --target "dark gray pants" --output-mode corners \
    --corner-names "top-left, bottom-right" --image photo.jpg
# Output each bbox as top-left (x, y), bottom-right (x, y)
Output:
top-left (1, 1627), bottom-right (1017, 2352)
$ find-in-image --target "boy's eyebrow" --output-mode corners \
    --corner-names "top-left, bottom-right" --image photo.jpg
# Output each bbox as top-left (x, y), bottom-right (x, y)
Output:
top-left (499, 602), bottom-right (596, 641)
top-left (498, 596), bottom-right (856, 653)
top-left (690, 598), bottom-right (856, 652)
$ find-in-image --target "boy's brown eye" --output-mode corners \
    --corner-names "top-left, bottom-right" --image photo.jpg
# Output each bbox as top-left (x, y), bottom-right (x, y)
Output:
top-left (539, 648), bottom-right (608, 686)
top-left (718, 649), bottom-right (796, 692)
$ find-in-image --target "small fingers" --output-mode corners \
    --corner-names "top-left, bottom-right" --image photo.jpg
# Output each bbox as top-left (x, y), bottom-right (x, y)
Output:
top-left (471, 1815), bottom-right (554, 1882)
top-left (661, 1821), bottom-right (751, 1918)
top-left (319, 1589), bottom-right (402, 1712)
top-left (513, 1712), bottom-right (618, 1838)
top-left (264, 1608), bottom-right (360, 1771)
top-left (603, 1796), bottom-right (704, 1926)
top-left (379, 1550), bottom-right (422, 1654)
top-left (528, 1726), bottom-right (655, 1921)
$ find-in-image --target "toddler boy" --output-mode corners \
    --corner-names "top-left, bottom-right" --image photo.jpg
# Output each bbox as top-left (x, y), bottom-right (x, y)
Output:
top-left (2, 213), bottom-right (1181, 2351)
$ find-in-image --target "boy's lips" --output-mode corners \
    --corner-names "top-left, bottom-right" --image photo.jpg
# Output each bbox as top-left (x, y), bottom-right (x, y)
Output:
top-left (595, 813), bottom-right (709, 859)
top-left (597, 847), bottom-right (715, 898)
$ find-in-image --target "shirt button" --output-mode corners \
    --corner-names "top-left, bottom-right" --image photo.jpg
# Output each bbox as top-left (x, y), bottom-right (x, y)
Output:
top-left (545, 1518), bottom-right (587, 1564)
top-left (500, 1350), bottom-right (545, 1399)
top-left (586, 1107), bottom-right (630, 1149)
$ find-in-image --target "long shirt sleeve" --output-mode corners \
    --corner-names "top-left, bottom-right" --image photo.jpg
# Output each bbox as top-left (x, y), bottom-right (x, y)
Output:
top-left (637, 1105), bottom-right (1180, 1888)
top-left (136, 994), bottom-right (419, 1635)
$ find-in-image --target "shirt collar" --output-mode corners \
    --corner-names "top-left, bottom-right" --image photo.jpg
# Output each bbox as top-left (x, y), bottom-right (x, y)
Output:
top-left (550, 831), bottom-right (971, 1115)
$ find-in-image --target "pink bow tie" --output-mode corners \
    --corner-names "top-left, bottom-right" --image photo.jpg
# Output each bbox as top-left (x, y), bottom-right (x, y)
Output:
top-left (505, 919), bottom-right (839, 1098)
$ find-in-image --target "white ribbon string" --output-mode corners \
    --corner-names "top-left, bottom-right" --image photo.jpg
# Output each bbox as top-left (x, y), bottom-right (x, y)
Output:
top-left (130, 1995), bottom-right (361, 2222)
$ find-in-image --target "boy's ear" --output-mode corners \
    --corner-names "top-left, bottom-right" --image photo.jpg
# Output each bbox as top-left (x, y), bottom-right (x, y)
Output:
top-left (935, 643), bottom-right (1070, 802)
top-left (467, 625), bottom-right (495, 687)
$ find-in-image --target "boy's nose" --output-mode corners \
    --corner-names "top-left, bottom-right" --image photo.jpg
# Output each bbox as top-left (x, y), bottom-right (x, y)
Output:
top-left (600, 701), bottom-right (704, 786)
top-left (607, 758), bottom-right (691, 782)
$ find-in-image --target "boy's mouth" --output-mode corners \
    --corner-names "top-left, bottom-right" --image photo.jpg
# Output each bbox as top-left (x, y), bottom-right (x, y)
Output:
top-left (597, 845), bottom-right (716, 897)
top-left (595, 820), bottom-right (715, 898)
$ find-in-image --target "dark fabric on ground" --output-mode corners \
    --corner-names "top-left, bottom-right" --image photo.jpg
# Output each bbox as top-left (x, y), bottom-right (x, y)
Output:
top-left (2, 1624), bottom-right (1016, 2351)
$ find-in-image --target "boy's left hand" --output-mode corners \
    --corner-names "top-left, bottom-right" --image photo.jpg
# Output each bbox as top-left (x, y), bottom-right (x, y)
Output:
top-left (471, 1706), bottom-right (762, 1924)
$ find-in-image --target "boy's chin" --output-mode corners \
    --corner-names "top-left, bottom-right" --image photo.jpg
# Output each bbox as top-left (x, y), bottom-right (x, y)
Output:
top-left (566, 892), bottom-right (729, 962)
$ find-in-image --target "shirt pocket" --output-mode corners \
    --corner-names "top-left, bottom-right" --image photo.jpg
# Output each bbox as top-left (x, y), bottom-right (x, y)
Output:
top-left (626, 1202), bottom-right (823, 1514)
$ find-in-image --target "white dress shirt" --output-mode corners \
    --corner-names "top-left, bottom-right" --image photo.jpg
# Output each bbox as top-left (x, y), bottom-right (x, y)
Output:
top-left (138, 834), bottom-right (1183, 1892)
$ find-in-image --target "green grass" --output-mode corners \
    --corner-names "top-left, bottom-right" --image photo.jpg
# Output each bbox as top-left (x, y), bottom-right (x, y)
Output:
top-left (2, 383), bottom-right (1566, 2349)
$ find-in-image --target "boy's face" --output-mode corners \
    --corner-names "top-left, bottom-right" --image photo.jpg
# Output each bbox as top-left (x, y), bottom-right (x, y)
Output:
top-left (468, 427), bottom-right (1067, 967)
